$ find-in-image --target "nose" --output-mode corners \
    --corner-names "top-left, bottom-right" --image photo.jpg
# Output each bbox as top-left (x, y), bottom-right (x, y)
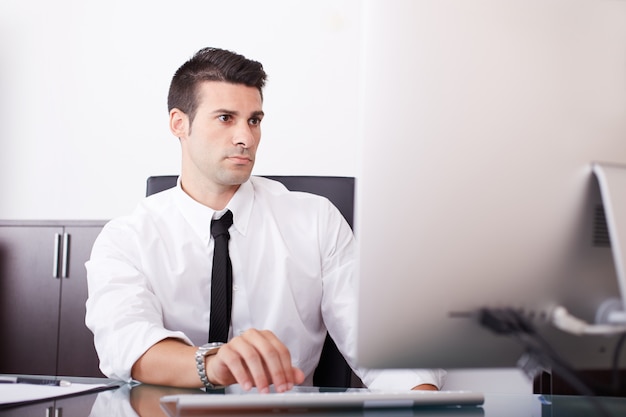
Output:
top-left (233, 121), bottom-right (257, 149)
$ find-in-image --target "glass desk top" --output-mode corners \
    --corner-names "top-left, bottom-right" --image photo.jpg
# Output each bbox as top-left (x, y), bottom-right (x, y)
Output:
top-left (1, 375), bottom-right (626, 417)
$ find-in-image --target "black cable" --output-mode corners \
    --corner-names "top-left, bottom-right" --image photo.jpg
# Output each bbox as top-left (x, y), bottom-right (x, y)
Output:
top-left (611, 333), bottom-right (626, 393)
top-left (478, 308), bottom-right (614, 417)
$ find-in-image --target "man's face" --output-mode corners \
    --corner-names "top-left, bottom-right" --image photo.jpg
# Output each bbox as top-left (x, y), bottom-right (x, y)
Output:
top-left (177, 81), bottom-right (264, 190)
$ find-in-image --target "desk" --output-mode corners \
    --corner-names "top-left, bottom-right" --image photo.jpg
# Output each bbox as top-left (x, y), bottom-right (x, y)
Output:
top-left (2, 377), bottom-right (626, 417)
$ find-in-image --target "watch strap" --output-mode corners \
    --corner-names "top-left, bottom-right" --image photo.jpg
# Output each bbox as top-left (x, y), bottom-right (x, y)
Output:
top-left (195, 342), bottom-right (224, 389)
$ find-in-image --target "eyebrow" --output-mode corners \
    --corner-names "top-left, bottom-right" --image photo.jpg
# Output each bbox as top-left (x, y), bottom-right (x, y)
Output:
top-left (212, 109), bottom-right (265, 118)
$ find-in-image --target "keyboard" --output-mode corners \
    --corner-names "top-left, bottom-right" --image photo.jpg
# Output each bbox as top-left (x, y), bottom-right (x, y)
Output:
top-left (160, 387), bottom-right (484, 415)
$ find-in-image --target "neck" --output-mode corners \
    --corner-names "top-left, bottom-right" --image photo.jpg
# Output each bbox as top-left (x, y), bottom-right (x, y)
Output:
top-left (179, 175), bottom-right (240, 210)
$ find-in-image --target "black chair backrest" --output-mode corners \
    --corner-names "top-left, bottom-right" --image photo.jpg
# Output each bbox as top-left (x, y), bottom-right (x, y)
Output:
top-left (145, 175), bottom-right (178, 196)
top-left (146, 175), bottom-right (355, 229)
top-left (145, 175), bottom-right (358, 388)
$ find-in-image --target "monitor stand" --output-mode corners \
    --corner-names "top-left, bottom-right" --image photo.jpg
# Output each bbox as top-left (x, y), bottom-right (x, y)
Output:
top-left (593, 162), bottom-right (626, 324)
top-left (504, 163), bottom-right (626, 397)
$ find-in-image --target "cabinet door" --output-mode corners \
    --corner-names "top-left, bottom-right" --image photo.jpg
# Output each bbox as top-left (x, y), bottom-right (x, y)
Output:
top-left (0, 401), bottom-right (55, 417)
top-left (0, 226), bottom-right (63, 375)
top-left (57, 226), bottom-right (104, 377)
top-left (54, 389), bottom-right (102, 417)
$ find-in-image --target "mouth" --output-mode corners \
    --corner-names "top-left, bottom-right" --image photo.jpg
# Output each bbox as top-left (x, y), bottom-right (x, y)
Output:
top-left (227, 155), bottom-right (253, 165)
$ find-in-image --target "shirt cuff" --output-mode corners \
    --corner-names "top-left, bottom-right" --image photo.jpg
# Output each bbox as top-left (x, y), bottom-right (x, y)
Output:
top-left (364, 369), bottom-right (447, 391)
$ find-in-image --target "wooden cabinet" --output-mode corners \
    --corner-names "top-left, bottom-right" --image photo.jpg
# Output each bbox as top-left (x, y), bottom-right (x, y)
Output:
top-left (0, 221), bottom-right (106, 377)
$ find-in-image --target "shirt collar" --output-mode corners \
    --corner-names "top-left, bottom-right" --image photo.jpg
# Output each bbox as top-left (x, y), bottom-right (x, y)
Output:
top-left (227, 179), bottom-right (253, 237)
top-left (174, 178), bottom-right (254, 244)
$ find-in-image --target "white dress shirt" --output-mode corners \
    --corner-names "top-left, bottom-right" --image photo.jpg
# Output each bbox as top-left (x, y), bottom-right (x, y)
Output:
top-left (85, 176), bottom-right (445, 389)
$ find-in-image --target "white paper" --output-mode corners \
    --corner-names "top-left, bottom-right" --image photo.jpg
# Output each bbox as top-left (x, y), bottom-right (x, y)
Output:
top-left (0, 382), bottom-right (108, 406)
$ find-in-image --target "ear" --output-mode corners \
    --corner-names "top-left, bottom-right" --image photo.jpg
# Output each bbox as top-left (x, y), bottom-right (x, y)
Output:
top-left (169, 108), bottom-right (189, 139)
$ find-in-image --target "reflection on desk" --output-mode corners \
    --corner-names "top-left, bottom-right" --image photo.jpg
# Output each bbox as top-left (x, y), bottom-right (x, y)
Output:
top-left (89, 384), bottom-right (203, 417)
top-left (3, 378), bottom-right (625, 417)
top-left (90, 384), bottom-right (485, 417)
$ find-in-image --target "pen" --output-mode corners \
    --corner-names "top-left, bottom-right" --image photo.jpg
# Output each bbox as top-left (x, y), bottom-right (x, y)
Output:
top-left (0, 376), bottom-right (71, 387)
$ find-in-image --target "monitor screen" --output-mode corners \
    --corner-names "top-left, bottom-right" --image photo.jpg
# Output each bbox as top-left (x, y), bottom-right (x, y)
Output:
top-left (355, 0), bottom-right (626, 380)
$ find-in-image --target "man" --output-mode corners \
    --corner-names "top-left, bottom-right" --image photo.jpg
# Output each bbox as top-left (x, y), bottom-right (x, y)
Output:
top-left (85, 47), bottom-right (445, 393)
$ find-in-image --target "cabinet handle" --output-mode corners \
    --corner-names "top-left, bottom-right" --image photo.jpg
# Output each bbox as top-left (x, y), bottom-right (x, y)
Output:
top-left (61, 233), bottom-right (70, 278)
top-left (53, 233), bottom-right (62, 278)
top-left (44, 406), bottom-right (61, 417)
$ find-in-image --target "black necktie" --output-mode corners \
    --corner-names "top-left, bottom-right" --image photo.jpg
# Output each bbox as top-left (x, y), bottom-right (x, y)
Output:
top-left (209, 210), bottom-right (233, 342)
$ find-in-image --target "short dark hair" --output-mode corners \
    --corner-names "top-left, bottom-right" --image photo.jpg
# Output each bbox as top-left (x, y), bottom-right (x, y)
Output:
top-left (167, 47), bottom-right (267, 123)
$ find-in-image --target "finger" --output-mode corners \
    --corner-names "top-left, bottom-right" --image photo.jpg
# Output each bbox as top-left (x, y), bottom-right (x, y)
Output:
top-left (241, 330), bottom-right (287, 392)
top-left (292, 366), bottom-right (306, 385)
top-left (214, 340), bottom-right (268, 392)
top-left (257, 330), bottom-right (298, 391)
top-left (239, 329), bottom-right (294, 392)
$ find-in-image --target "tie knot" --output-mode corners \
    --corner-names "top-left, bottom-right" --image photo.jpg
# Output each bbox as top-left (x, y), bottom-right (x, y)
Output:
top-left (211, 210), bottom-right (233, 238)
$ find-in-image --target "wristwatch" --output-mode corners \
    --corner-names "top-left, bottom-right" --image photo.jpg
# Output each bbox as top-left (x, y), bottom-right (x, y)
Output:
top-left (195, 342), bottom-right (224, 389)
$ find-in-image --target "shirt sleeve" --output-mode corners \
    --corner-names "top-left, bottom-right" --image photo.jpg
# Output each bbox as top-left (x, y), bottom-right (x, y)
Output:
top-left (85, 219), bottom-right (192, 382)
top-left (359, 368), bottom-right (447, 391)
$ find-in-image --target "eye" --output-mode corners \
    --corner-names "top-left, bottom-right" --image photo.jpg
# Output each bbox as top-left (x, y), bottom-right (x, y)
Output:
top-left (218, 114), bottom-right (232, 122)
top-left (248, 117), bottom-right (262, 126)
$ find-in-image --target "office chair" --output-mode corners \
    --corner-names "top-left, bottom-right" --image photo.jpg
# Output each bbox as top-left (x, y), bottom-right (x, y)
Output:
top-left (146, 175), bottom-right (358, 388)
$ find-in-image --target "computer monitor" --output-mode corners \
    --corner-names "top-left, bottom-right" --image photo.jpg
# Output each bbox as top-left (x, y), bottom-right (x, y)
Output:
top-left (355, 0), bottom-right (626, 385)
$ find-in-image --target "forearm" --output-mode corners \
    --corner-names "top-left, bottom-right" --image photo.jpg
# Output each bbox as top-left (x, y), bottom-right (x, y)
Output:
top-left (131, 338), bottom-right (202, 388)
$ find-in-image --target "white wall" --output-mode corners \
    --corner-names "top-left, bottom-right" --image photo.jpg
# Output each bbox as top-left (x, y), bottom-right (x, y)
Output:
top-left (3, 0), bottom-right (624, 224)
top-left (0, 0), bottom-right (361, 220)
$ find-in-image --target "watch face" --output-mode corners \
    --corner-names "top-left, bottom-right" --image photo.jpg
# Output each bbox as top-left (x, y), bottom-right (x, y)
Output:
top-left (201, 342), bottom-right (224, 349)
top-left (199, 342), bottom-right (224, 355)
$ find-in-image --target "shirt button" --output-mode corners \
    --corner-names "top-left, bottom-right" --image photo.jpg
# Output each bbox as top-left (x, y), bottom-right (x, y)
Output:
top-left (233, 285), bottom-right (239, 291)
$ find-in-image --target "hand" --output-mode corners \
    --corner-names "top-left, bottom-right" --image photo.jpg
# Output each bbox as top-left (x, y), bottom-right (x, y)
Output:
top-left (205, 329), bottom-right (305, 393)
top-left (130, 384), bottom-right (201, 417)
top-left (412, 384), bottom-right (439, 391)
